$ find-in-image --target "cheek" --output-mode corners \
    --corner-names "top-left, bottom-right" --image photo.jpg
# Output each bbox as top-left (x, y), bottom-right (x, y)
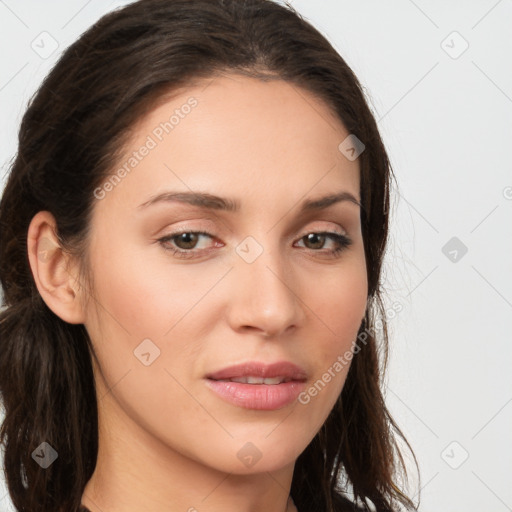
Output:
top-left (84, 234), bottom-right (231, 385)
top-left (312, 257), bottom-right (367, 349)
top-left (300, 254), bottom-right (367, 406)
top-left (324, 280), bottom-right (366, 346)
top-left (297, 298), bottom-right (364, 425)
top-left (87, 237), bottom-right (214, 340)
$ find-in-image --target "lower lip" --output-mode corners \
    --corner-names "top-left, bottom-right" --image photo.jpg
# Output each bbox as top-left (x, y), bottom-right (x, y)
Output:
top-left (205, 378), bottom-right (307, 410)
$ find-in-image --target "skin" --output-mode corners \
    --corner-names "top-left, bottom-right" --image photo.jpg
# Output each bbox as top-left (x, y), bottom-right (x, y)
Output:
top-left (27, 73), bottom-right (368, 512)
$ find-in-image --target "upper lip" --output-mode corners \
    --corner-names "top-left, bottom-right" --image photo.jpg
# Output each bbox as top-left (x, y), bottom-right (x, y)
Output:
top-left (206, 361), bottom-right (307, 381)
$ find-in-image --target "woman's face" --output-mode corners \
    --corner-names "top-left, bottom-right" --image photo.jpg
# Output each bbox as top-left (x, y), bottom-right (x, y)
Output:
top-left (83, 73), bottom-right (367, 474)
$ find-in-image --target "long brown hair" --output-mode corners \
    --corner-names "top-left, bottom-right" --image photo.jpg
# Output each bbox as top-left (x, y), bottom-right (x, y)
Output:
top-left (0, 1), bottom-right (419, 511)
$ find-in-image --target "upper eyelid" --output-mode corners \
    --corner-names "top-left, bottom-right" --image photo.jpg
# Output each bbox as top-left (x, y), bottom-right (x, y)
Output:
top-left (160, 218), bottom-right (349, 237)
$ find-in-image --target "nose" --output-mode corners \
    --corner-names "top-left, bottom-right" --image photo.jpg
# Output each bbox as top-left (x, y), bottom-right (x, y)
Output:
top-left (226, 237), bottom-right (305, 338)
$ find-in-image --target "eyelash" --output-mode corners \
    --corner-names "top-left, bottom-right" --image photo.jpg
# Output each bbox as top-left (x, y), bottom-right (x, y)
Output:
top-left (157, 229), bottom-right (352, 260)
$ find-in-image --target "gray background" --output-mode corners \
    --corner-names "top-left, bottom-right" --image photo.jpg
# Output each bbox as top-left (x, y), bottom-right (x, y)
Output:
top-left (1, 1), bottom-right (511, 511)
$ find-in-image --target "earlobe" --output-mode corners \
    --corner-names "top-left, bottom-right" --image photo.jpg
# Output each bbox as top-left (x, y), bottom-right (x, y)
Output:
top-left (26, 211), bottom-right (86, 325)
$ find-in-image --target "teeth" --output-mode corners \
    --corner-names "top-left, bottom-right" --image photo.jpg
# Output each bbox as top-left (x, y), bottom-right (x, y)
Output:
top-left (227, 376), bottom-right (287, 385)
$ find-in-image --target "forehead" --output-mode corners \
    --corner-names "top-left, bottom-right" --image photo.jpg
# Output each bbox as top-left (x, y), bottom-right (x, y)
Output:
top-left (97, 73), bottom-right (360, 213)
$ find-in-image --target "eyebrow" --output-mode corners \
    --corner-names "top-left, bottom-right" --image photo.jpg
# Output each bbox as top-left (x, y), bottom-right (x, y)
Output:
top-left (137, 190), bottom-right (362, 213)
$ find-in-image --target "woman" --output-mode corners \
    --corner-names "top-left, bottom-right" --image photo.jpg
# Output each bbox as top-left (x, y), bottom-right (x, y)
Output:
top-left (0, 1), bottom-right (419, 511)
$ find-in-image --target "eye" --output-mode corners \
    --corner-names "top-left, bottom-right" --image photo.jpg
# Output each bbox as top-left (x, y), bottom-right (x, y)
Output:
top-left (157, 230), bottom-right (352, 259)
top-left (158, 230), bottom-right (219, 259)
top-left (295, 232), bottom-right (352, 258)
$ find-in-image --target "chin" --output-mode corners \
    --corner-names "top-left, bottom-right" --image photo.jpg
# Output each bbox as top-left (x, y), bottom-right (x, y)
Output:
top-left (203, 434), bottom-right (305, 475)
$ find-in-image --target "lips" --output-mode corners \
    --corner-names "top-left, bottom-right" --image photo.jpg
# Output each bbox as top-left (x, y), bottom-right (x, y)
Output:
top-left (205, 361), bottom-right (308, 383)
top-left (204, 361), bottom-right (308, 410)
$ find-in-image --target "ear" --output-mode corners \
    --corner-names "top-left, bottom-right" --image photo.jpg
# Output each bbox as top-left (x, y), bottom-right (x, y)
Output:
top-left (26, 210), bottom-right (86, 324)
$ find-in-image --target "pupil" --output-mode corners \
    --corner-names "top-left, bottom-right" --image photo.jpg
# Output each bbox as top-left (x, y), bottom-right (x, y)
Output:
top-left (306, 233), bottom-right (324, 249)
top-left (177, 233), bottom-right (197, 249)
